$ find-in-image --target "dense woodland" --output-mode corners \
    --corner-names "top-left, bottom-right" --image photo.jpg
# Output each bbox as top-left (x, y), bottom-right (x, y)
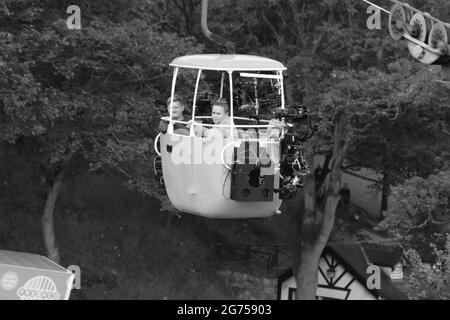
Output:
top-left (1, 0), bottom-right (450, 299)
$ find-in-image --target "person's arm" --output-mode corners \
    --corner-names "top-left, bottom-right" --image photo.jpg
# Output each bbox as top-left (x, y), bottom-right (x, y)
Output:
top-left (266, 119), bottom-right (287, 139)
top-left (268, 119), bottom-right (288, 130)
top-left (159, 119), bottom-right (168, 133)
top-left (195, 124), bottom-right (206, 137)
top-left (187, 120), bottom-right (206, 137)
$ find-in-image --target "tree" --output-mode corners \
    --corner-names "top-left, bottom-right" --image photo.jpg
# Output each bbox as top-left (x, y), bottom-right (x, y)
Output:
top-left (0, 0), bottom-right (202, 262)
top-left (339, 61), bottom-right (450, 181)
top-left (376, 171), bottom-right (450, 299)
top-left (170, 0), bottom-right (450, 299)
top-left (277, 105), bottom-right (351, 299)
top-left (2, 0), bottom-right (449, 299)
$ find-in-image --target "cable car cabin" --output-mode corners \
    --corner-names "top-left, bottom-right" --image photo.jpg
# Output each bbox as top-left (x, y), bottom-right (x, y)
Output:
top-left (154, 54), bottom-right (288, 219)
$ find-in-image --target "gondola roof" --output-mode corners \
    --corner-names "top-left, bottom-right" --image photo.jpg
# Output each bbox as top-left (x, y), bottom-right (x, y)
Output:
top-left (170, 54), bottom-right (287, 71)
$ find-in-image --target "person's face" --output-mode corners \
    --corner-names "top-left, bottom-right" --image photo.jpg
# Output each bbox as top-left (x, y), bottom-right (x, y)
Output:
top-left (212, 105), bottom-right (227, 124)
top-left (168, 101), bottom-right (184, 120)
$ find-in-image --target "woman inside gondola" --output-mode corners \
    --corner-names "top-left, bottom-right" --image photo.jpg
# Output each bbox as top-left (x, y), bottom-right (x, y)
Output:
top-left (188, 98), bottom-right (236, 139)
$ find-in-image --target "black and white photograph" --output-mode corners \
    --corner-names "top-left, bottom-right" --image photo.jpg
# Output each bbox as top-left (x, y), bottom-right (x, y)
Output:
top-left (0, 0), bottom-right (449, 303)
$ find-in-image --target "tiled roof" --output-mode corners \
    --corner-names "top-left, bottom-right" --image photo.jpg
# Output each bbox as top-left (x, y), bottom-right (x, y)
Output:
top-left (326, 243), bottom-right (408, 300)
top-left (363, 243), bottom-right (403, 268)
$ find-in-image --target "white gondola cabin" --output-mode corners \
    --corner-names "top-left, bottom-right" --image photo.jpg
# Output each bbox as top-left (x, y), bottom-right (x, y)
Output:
top-left (155, 54), bottom-right (288, 218)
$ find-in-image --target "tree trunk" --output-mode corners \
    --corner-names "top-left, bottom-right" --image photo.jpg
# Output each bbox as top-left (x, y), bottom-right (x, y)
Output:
top-left (42, 171), bottom-right (64, 263)
top-left (289, 109), bottom-right (350, 300)
top-left (294, 246), bottom-right (321, 300)
top-left (381, 172), bottom-right (390, 219)
top-left (291, 177), bottom-right (340, 300)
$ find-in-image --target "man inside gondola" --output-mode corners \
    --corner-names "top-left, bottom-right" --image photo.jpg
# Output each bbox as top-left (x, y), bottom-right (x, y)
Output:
top-left (155, 94), bottom-right (189, 184)
top-left (158, 94), bottom-right (190, 135)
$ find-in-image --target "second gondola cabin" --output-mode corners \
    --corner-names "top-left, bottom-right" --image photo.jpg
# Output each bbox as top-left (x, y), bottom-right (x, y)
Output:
top-left (154, 54), bottom-right (287, 218)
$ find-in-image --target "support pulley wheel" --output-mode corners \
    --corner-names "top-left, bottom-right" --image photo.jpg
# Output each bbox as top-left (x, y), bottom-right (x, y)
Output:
top-left (429, 23), bottom-right (449, 55)
top-left (389, 4), bottom-right (407, 41)
top-left (409, 13), bottom-right (430, 43)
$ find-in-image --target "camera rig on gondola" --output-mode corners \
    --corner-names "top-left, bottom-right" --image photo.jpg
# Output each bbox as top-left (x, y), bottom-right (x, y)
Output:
top-left (194, 88), bottom-right (319, 200)
top-left (273, 104), bottom-right (318, 197)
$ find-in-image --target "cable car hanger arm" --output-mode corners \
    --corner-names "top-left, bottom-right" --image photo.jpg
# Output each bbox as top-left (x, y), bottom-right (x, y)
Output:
top-left (201, 0), bottom-right (236, 54)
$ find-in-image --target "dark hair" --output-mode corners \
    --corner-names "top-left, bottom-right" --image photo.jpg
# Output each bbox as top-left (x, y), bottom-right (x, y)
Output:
top-left (212, 98), bottom-right (229, 114)
top-left (166, 94), bottom-right (185, 108)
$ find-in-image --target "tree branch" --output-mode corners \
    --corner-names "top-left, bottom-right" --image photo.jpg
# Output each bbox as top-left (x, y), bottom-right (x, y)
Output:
top-left (172, 0), bottom-right (184, 11)
top-left (311, 30), bottom-right (325, 56)
top-left (408, 212), bottom-right (450, 231)
top-left (261, 7), bottom-right (283, 48)
top-left (440, 121), bottom-right (450, 136)
top-left (317, 110), bottom-right (351, 247)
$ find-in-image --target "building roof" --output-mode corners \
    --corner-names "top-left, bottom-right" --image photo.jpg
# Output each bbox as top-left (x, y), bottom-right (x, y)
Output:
top-left (0, 250), bottom-right (68, 273)
top-left (277, 243), bottom-right (409, 300)
top-left (170, 54), bottom-right (287, 71)
top-left (363, 243), bottom-right (403, 268)
top-left (325, 243), bottom-right (408, 300)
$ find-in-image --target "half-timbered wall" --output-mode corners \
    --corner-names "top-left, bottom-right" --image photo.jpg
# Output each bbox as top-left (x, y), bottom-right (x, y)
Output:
top-left (279, 254), bottom-right (377, 300)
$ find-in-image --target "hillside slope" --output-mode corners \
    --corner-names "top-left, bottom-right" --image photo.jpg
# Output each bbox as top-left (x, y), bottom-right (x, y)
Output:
top-left (1, 173), bottom-right (292, 300)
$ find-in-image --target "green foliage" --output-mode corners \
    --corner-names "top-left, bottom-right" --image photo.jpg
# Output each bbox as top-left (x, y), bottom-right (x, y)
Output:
top-left (404, 236), bottom-right (450, 300)
top-left (0, 1), bottom-right (202, 204)
top-left (1, 0), bottom-right (450, 298)
top-left (377, 171), bottom-right (450, 241)
top-left (182, 0), bottom-right (450, 189)
top-left (376, 171), bottom-right (450, 299)
top-left (320, 59), bottom-right (450, 183)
